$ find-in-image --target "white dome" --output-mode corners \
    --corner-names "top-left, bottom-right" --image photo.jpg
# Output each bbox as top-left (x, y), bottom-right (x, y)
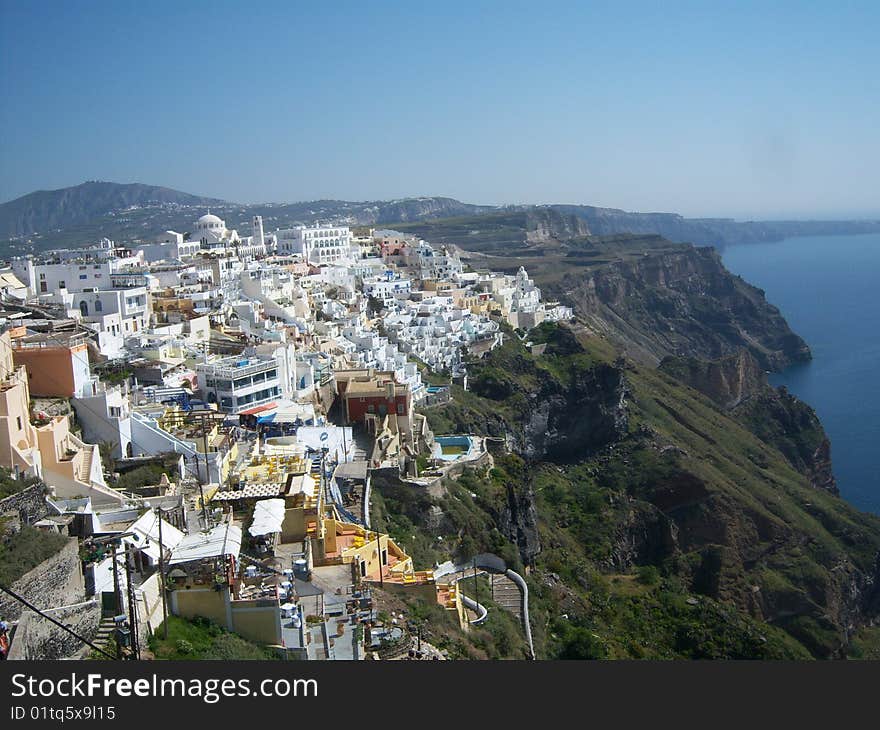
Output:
top-left (197, 213), bottom-right (223, 225)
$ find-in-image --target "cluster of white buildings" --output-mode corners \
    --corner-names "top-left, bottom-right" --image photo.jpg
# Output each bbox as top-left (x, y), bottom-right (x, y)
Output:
top-left (0, 211), bottom-right (570, 470)
top-left (0, 208), bottom-right (578, 661)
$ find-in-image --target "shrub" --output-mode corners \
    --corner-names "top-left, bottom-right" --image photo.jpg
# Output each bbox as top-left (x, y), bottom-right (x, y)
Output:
top-left (175, 639), bottom-right (194, 655)
top-left (637, 565), bottom-right (661, 586)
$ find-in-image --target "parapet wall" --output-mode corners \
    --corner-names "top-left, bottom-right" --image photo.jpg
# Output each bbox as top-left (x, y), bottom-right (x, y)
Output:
top-left (8, 599), bottom-right (101, 660)
top-left (0, 538), bottom-right (85, 622)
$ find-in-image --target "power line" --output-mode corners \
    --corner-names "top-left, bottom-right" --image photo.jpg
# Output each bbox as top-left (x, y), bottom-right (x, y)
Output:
top-left (0, 582), bottom-right (117, 660)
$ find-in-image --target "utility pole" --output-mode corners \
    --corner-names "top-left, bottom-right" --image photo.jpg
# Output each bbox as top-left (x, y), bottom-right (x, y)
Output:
top-left (123, 546), bottom-right (140, 660)
top-left (111, 542), bottom-right (123, 660)
top-left (200, 411), bottom-right (212, 529)
top-left (156, 506), bottom-right (169, 640)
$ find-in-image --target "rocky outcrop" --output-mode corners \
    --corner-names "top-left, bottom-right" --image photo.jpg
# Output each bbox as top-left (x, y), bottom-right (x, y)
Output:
top-left (526, 208), bottom-right (591, 243)
top-left (467, 327), bottom-right (629, 461)
top-left (522, 363), bottom-right (628, 461)
top-left (660, 350), bottom-right (838, 495)
top-left (658, 349), bottom-right (765, 410)
top-left (561, 245), bottom-right (811, 371)
top-left (495, 482), bottom-right (541, 566)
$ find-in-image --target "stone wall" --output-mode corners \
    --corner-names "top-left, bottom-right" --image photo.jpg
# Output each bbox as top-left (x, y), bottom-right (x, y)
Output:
top-left (0, 538), bottom-right (85, 622)
top-left (7, 599), bottom-right (101, 660)
top-left (0, 483), bottom-right (50, 525)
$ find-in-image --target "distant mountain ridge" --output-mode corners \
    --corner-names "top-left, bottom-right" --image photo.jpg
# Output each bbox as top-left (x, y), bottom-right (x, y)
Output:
top-left (1, 180), bottom-right (878, 249)
top-left (0, 181), bottom-right (227, 238)
top-left (548, 204), bottom-right (880, 248)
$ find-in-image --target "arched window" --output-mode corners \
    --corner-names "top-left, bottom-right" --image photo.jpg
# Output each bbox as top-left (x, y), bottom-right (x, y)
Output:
top-left (79, 301), bottom-right (88, 317)
top-left (94, 300), bottom-right (103, 313)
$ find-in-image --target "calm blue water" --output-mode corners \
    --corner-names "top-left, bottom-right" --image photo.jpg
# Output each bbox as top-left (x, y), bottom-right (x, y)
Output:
top-left (722, 233), bottom-right (880, 514)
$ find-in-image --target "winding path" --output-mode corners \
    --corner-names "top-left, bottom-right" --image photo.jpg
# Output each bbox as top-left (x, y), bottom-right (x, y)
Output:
top-left (434, 553), bottom-right (535, 659)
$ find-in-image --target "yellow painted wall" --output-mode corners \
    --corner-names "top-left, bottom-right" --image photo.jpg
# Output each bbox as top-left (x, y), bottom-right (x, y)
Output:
top-left (171, 587), bottom-right (229, 628)
top-left (231, 603), bottom-right (281, 645)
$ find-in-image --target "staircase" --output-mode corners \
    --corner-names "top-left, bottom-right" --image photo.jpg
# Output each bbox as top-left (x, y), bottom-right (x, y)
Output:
top-left (91, 618), bottom-right (117, 656)
top-left (490, 573), bottom-right (522, 619)
top-left (76, 445), bottom-right (94, 483)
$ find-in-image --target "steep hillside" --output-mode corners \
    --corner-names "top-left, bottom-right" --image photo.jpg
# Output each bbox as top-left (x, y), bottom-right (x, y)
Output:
top-left (659, 350), bottom-right (837, 494)
top-left (406, 322), bottom-right (880, 659)
top-left (557, 244), bottom-right (811, 371)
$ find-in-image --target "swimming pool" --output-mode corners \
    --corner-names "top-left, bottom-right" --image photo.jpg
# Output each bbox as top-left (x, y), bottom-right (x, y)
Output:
top-left (433, 435), bottom-right (474, 461)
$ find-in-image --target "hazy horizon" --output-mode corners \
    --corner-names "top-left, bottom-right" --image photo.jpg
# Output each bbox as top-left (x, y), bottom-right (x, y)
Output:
top-left (1, 1), bottom-right (878, 219)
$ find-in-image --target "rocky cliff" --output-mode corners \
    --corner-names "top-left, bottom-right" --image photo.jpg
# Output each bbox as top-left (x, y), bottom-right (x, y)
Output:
top-left (551, 204), bottom-right (880, 248)
top-left (559, 244), bottom-right (811, 371)
top-left (659, 350), bottom-right (837, 494)
top-left (421, 322), bottom-right (880, 658)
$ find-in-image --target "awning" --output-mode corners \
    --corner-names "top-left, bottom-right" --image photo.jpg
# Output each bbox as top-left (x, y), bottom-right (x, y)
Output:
top-left (248, 498), bottom-right (285, 537)
top-left (122, 510), bottom-right (185, 563)
top-left (239, 402), bottom-right (277, 416)
top-left (169, 522), bottom-right (242, 564)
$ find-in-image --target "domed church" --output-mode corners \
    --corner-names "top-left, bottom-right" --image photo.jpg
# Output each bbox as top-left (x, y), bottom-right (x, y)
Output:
top-left (194, 213), bottom-right (240, 248)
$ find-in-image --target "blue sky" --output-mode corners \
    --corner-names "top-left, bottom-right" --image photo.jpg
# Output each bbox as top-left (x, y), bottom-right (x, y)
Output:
top-left (1, 0), bottom-right (877, 218)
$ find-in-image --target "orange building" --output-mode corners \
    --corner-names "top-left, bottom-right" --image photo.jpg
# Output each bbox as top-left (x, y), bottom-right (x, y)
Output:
top-left (11, 331), bottom-right (92, 397)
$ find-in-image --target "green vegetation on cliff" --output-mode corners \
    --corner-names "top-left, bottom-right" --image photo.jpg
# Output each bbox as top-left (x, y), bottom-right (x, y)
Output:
top-left (387, 322), bottom-right (880, 659)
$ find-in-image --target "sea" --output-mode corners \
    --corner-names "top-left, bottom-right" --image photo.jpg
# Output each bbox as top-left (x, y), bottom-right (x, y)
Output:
top-left (721, 233), bottom-right (880, 515)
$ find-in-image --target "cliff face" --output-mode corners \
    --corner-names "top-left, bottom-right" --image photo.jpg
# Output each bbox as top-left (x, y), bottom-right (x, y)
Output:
top-left (525, 208), bottom-right (591, 243)
top-left (551, 204), bottom-right (880, 248)
top-left (560, 245), bottom-right (811, 371)
top-left (657, 349), bottom-right (765, 410)
top-left (424, 323), bottom-right (880, 658)
top-left (659, 350), bottom-right (838, 495)
top-left (519, 361), bottom-right (628, 460)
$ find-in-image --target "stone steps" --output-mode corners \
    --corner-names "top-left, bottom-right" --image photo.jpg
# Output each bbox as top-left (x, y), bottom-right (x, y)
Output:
top-left (491, 574), bottom-right (522, 618)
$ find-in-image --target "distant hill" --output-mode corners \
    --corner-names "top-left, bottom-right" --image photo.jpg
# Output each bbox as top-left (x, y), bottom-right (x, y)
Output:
top-left (1, 181), bottom-right (877, 255)
top-left (0, 181), bottom-right (227, 238)
top-left (0, 183), bottom-right (501, 253)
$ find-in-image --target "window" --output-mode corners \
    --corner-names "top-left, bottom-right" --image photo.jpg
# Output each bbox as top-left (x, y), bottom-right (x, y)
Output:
top-left (94, 300), bottom-right (102, 312)
top-left (16, 416), bottom-right (22, 431)
top-left (59, 281), bottom-right (66, 288)
top-left (79, 274), bottom-right (87, 280)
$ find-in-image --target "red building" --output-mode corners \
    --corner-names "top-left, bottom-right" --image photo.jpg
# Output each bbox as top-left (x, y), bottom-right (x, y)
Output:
top-left (336, 370), bottom-right (412, 424)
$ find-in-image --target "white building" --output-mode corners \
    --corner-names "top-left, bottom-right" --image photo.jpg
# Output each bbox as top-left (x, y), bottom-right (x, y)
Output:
top-left (197, 356), bottom-right (283, 414)
top-left (138, 231), bottom-right (202, 262)
top-left (275, 225), bottom-right (353, 266)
